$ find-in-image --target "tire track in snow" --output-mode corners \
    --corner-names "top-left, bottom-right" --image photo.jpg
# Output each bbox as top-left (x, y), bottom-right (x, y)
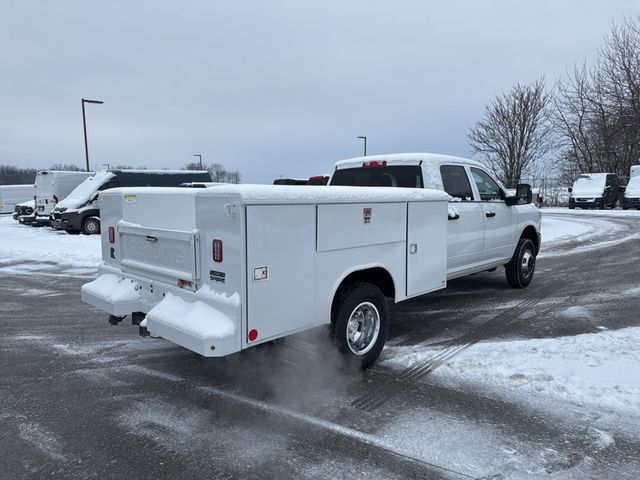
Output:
top-left (352, 246), bottom-right (608, 412)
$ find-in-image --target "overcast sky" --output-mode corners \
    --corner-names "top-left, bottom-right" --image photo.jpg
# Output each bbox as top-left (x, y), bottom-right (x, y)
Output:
top-left (1, 1), bottom-right (638, 183)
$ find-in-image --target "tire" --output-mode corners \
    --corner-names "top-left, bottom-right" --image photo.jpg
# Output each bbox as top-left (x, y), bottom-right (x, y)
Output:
top-left (66, 230), bottom-right (81, 235)
top-left (568, 206), bottom-right (575, 210)
top-left (598, 199), bottom-right (605, 209)
top-left (505, 238), bottom-right (536, 289)
top-left (623, 207), bottom-right (629, 210)
top-left (331, 282), bottom-right (389, 369)
top-left (82, 217), bottom-right (101, 235)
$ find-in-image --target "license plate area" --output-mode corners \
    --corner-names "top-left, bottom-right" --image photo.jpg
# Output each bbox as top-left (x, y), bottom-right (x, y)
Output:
top-left (118, 222), bottom-right (200, 282)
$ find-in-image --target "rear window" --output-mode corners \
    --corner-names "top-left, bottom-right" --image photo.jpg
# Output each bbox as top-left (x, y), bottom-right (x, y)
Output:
top-left (330, 166), bottom-right (423, 188)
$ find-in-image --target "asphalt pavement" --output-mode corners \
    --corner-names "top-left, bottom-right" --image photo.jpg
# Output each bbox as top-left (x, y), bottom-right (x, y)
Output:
top-left (1, 213), bottom-right (639, 480)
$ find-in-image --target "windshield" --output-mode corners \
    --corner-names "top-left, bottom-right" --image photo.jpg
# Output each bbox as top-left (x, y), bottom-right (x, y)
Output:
top-left (626, 176), bottom-right (640, 195)
top-left (330, 166), bottom-right (423, 188)
top-left (54, 171), bottom-right (115, 210)
top-left (572, 174), bottom-right (607, 196)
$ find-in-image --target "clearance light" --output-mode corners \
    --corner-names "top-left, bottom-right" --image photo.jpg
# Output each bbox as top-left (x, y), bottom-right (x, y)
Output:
top-left (53, 195), bottom-right (59, 203)
top-left (108, 226), bottom-right (115, 244)
top-left (213, 239), bottom-right (223, 262)
top-left (362, 160), bottom-right (387, 168)
top-left (248, 329), bottom-right (258, 342)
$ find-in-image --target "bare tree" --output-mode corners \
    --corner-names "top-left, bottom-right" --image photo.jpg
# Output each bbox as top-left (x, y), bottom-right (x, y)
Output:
top-left (554, 16), bottom-right (640, 178)
top-left (183, 161), bottom-right (241, 183)
top-left (50, 163), bottom-right (82, 171)
top-left (469, 79), bottom-right (554, 187)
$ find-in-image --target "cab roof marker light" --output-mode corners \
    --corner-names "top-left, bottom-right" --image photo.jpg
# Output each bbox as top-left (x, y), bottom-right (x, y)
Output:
top-left (362, 160), bottom-right (387, 168)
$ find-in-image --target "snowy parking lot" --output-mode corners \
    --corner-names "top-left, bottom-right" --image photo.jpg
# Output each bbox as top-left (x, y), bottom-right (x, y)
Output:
top-left (1, 210), bottom-right (639, 479)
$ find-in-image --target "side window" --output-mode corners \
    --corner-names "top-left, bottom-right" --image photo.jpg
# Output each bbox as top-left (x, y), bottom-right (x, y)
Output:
top-left (440, 165), bottom-right (473, 201)
top-left (470, 168), bottom-right (503, 201)
top-left (99, 181), bottom-right (121, 191)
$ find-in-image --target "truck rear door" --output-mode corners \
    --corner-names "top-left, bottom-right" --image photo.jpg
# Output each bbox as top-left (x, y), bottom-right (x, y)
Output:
top-left (406, 201), bottom-right (448, 296)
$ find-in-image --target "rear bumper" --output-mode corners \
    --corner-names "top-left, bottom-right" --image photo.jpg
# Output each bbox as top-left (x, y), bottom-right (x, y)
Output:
top-left (81, 265), bottom-right (242, 357)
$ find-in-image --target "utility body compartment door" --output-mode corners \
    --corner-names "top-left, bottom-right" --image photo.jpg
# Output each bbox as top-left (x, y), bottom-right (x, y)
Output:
top-left (246, 205), bottom-right (316, 344)
top-left (406, 201), bottom-right (447, 296)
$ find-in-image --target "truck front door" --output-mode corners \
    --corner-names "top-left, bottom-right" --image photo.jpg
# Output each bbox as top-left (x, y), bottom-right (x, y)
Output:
top-left (469, 167), bottom-right (518, 264)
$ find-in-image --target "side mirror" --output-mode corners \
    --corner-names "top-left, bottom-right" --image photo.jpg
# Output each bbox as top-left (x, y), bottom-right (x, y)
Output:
top-left (91, 192), bottom-right (99, 202)
top-left (506, 183), bottom-right (532, 206)
top-left (568, 187), bottom-right (573, 193)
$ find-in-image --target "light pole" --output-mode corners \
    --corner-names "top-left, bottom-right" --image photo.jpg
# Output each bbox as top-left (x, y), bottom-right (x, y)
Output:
top-left (357, 136), bottom-right (367, 156)
top-left (193, 154), bottom-right (203, 170)
top-left (81, 98), bottom-right (104, 172)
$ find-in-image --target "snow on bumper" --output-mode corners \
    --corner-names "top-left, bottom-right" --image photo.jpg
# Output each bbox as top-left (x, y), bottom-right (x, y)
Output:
top-left (81, 273), bottom-right (142, 315)
top-left (81, 270), bottom-right (241, 357)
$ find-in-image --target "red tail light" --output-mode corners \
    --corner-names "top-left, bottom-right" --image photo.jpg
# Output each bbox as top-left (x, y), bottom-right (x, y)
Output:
top-left (213, 239), bottom-right (223, 262)
top-left (33, 195), bottom-right (37, 201)
top-left (108, 226), bottom-right (115, 244)
top-left (53, 195), bottom-right (59, 203)
top-left (362, 160), bottom-right (387, 167)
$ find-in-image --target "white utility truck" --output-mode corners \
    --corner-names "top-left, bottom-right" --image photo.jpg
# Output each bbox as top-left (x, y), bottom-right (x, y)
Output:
top-left (329, 153), bottom-right (541, 287)
top-left (82, 185), bottom-right (452, 367)
top-left (82, 153), bottom-right (540, 367)
top-left (0, 185), bottom-right (34, 214)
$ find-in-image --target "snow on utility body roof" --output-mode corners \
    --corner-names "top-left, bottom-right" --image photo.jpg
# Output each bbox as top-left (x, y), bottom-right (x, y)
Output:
top-left (334, 152), bottom-right (484, 169)
top-left (83, 183), bottom-right (450, 368)
top-left (106, 184), bottom-right (449, 203)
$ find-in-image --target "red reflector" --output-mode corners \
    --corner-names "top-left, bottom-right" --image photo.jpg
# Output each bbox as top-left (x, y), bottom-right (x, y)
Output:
top-left (362, 160), bottom-right (387, 167)
top-left (53, 195), bottom-right (59, 203)
top-left (248, 329), bottom-right (258, 342)
top-left (213, 239), bottom-right (223, 262)
top-left (33, 195), bottom-right (37, 201)
top-left (108, 226), bottom-right (115, 244)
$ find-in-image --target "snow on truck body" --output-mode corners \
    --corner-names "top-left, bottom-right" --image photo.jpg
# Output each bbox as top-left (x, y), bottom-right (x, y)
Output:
top-left (82, 184), bottom-right (449, 364)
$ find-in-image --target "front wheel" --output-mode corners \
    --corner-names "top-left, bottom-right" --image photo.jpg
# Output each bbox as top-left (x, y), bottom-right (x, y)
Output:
top-left (82, 217), bottom-right (101, 235)
top-left (332, 283), bottom-right (389, 369)
top-left (505, 238), bottom-right (537, 288)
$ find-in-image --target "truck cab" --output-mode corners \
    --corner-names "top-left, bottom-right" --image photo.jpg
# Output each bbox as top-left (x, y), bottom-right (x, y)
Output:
top-left (329, 153), bottom-right (541, 286)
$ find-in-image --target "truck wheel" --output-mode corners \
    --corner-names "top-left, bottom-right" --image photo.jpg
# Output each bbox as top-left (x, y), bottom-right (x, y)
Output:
top-left (332, 283), bottom-right (388, 369)
top-left (82, 217), bottom-right (101, 235)
top-left (505, 238), bottom-right (536, 288)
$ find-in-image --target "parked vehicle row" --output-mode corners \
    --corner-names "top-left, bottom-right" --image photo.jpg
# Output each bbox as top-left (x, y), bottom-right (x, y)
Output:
top-left (10, 169), bottom-right (213, 234)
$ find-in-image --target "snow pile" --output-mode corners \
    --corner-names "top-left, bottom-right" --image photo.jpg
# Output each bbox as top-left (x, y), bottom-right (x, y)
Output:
top-left (195, 284), bottom-right (241, 307)
top-left (54, 171), bottom-right (115, 211)
top-left (0, 215), bottom-right (100, 267)
top-left (146, 292), bottom-right (235, 339)
top-left (386, 327), bottom-right (640, 415)
top-left (81, 274), bottom-right (141, 303)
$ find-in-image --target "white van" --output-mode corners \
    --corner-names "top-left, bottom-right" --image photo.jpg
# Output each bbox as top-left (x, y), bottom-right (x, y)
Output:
top-left (0, 185), bottom-right (34, 214)
top-left (32, 171), bottom-right (93, 225)
top-left (631, 165), bottom-right (640, 178)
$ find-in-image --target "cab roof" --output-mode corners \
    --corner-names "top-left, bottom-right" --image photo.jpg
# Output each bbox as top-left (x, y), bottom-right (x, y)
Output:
top-left (334, 152), bottom-right (484, 170)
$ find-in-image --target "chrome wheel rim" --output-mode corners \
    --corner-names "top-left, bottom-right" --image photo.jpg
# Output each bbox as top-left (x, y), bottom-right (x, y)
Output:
top-left (521, 249), bottom-right (535, 279)
top-left (346, 302), bottom-right (380, 355)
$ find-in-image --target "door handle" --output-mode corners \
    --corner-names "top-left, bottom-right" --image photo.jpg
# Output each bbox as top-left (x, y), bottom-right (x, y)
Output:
top-left (145, 235), bottom-right (158, 242)
top-left (448, 213), bottom-right (460, 221)
top-left (485, 211), bottom-right (496, 218)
